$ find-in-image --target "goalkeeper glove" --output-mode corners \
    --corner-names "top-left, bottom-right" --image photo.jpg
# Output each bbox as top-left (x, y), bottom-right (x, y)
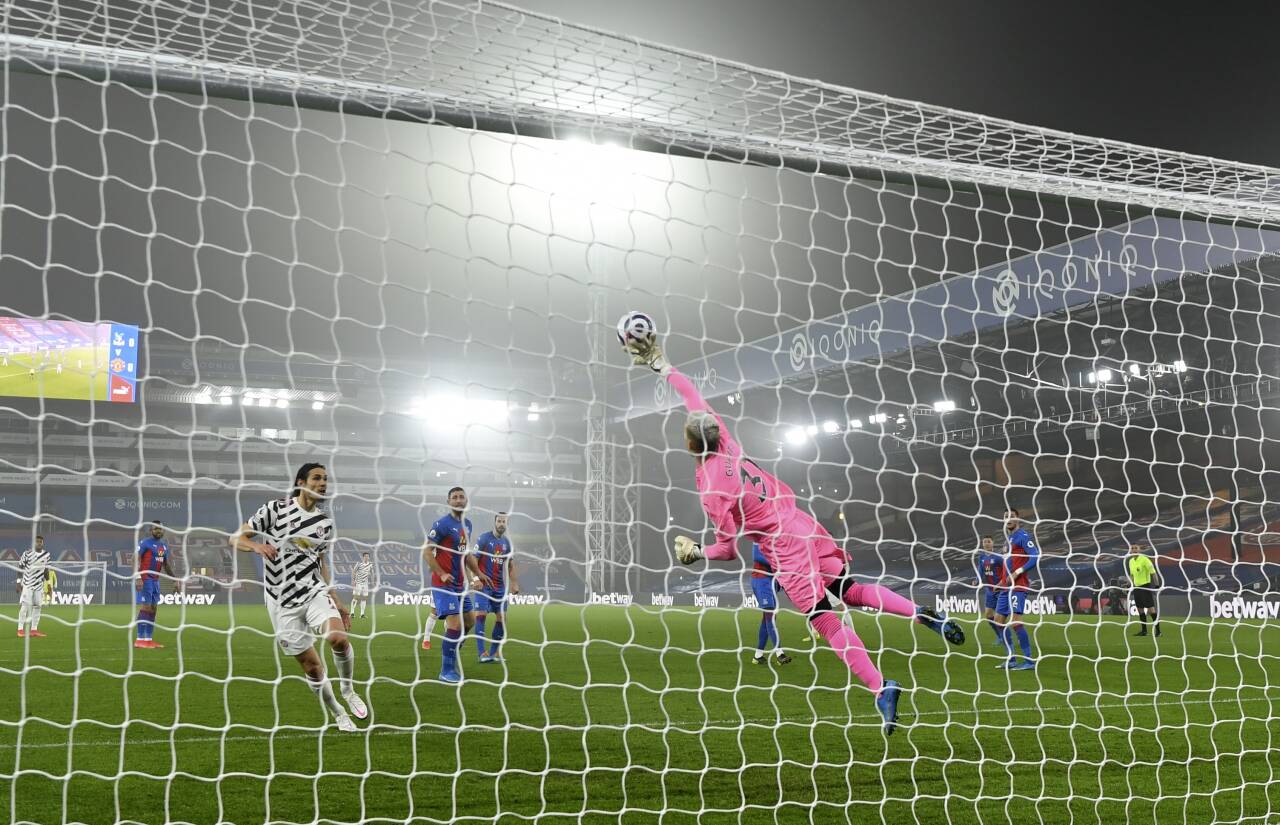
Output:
top-left (674, 535), bottom-right (704, 565)
top-left (625, 337), bottom-right (671, 374)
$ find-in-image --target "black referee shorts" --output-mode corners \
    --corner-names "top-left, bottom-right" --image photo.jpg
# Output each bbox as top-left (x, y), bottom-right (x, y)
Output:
top-left (1132, 585), bottom-right (1156, 610)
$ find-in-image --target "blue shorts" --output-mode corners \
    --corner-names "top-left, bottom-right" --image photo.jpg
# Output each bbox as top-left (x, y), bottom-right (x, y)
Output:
top-left (432, 589), bottom-right (475, 618)
top-left (983, 587), bottom-right (999, 610)
top-left (473, 589), bottom-right (508, 614)
top-left (750, 578), bottom-right (777, 611)
top-left (995, 590), bottom-right (1027, 617)
top-left (136, 579), bottom-right (161, 606)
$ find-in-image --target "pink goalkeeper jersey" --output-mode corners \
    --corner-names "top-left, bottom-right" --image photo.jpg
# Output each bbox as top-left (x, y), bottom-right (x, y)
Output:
top-left (666, 369), bottom-right (843, 571)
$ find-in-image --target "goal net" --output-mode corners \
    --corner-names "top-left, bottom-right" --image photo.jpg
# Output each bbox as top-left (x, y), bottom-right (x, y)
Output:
top-left (2, 1), bottom-right (1278, 823)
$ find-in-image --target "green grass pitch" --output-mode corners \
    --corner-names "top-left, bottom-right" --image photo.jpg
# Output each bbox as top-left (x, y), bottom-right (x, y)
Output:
top-left (0, 346), bottom-right (110, 401)
top-left (0, 603), bottom-right (1276, 824)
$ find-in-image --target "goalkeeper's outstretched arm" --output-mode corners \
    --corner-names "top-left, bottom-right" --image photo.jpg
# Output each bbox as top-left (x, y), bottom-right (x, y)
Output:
top-left (625, 329), bottom-right (740, 458)
top-left (624, 320), bottom-right (743, 566)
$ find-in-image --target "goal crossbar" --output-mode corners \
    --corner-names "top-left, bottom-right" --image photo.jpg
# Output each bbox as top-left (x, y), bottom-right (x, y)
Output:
top-left (5, 2), bottom-right (1280, 224)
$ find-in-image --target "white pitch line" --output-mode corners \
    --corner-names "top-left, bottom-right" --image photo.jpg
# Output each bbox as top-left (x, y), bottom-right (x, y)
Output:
top-left (1, 694), bottom-right (1276, 752)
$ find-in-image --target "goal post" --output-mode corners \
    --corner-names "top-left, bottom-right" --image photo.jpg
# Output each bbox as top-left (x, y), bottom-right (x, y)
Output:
top-left (0, 2), bottom-right (1278, 824)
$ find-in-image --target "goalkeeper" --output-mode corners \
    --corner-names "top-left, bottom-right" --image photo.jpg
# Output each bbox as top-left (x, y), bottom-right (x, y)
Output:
top-left (624, 329), bottom-right (964, 735)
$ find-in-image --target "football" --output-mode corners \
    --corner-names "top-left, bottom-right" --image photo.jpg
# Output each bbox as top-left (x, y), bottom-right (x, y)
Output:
top-left (616, 310), bottom-right (656, 349)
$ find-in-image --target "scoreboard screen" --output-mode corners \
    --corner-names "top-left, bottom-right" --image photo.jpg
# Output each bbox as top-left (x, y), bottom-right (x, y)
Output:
top-left (0, 318), bottom-right (140, 403)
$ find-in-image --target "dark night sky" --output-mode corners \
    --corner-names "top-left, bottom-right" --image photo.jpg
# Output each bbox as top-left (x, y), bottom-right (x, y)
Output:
top-left (513, 0), bottom-right (1280, 169)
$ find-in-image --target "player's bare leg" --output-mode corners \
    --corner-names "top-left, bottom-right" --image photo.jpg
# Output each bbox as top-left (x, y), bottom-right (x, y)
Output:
top-left (296, 646), bottom-right (355, 732)
top-left (326, 621), bottom-right (367, 720)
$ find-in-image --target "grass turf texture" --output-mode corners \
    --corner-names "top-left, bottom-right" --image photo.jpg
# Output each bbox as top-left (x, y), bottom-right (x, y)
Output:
top-left (0, 347), bottom-right (110, 401)
top-left (0, 604), bottom-right (1276, 824)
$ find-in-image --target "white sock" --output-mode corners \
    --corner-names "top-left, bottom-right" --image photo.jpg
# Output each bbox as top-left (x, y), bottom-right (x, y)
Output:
top-left (17, 602), bottom-right (30, 631)
top-left (359, 602), bottom-right (366, 618)
top-left (29, 606), bottom-right (40, 631)
top-left (332, 644), bottom-right (355, 697)
top-left (306, 670), bottom-right (346, 718)
top-left (753, 651), bottom-right (764, 660)
top-left (424, 613), bottom-right (438, 642)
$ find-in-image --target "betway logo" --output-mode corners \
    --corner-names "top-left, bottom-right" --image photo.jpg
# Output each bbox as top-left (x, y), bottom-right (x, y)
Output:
top-left (651, 593), bottom-right (673, 607)
top-left (936, 596), bottom-right (979, 614)
top-left (693, 593), bottom-right (720, 608)
top-left (935, 595), bottom-right (1058, 616)
top-left (384, 593), bottom-right (433, 605)
top-left (49, 592), bottom-right (95, 605)
top-left (159, 593), bottom-right (216, 606)
top-left (589, 592), bottom-right (632, 606)
top-left (507, 594), bottom-right (546, 606)
top-left (1211, 597), bottom-right (1280, 620)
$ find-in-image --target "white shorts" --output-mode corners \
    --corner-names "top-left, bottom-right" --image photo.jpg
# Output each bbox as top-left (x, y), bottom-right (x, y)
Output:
top-left (352, 586), bottom-right (370, 599)
top-left (19, 587), bottom-right (44, 608)
top-left (267, 591), bottom-right (341, 656)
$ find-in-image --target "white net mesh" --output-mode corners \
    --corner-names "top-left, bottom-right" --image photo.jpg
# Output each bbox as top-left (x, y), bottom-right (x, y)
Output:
top-left (1, 2), bottom-right (1278, 823)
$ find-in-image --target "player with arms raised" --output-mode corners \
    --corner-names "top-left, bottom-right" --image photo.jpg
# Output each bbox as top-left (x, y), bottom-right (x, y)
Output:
top-left (16, 535), bottom-right (52, 638)
top-left (620, 313), bottom-right (963, 734)
top-left (473, 511), bottom-right (519, 663)
top-left (135, 521), bottom-right (176, 648)
top-left (230, 463), bottom-right (368, 731)
top-left (994, 508), bottom-right (1039, 670)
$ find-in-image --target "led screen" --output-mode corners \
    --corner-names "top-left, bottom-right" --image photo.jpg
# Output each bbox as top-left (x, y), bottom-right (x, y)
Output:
top-left (0, 318), bottom-right (139, 403)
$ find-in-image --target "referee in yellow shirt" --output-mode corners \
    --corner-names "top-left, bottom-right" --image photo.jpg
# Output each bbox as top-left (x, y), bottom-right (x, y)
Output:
top-left (1126, 544), bottom-right (1160, 637)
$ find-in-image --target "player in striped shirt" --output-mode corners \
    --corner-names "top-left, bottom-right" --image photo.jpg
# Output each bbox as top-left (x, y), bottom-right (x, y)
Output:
top-left (230, 463), bottom-right (368, 732)
top-left (350, 552), bottom-right (376, 619)
top-left (422, 486), bottom-right (479, 683)
top-left (16, 535), bottom-right (52, 638)
top-left (626, 333), bottom-right (964, 735)
top-left (749, 542), bottom-right (793, 665)
top-left (135, 521), bottom-right (175, 648)
top-left (472, 512), bottom-right (520, 664)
